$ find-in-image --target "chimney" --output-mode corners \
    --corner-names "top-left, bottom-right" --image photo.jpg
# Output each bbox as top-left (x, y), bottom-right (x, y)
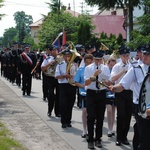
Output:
top-left (111, 10), bottom-right (117, 15)
top-left (68, 3), bottom-right (71, 10)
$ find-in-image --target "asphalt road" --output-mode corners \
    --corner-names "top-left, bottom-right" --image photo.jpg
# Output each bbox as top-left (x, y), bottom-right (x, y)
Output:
top-left (0, 76), bottom-right (134, 150)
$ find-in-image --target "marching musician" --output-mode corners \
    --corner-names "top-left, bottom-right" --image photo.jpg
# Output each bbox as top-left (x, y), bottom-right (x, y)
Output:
top-left (18, 44), bottom-right (37, 96)
top-left (39, 46), bottom-right (50, 101)
top-left (110, 45), bottom-right (133, 146)
top-left (109, 44), bottom-right (150, 150)
top-left (55, 48), bottom-right (76, 128)
top-left (74, 54), bottom-right (93, 138)
top-left (84, 50), bottom-right (110, 149)
top-left (41, 45), bottom-right (60, 118)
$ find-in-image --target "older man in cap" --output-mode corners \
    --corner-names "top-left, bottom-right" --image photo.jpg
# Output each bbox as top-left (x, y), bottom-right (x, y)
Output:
top-left (18, 44), bottom-right (37, 96)
top-left (84, 50), bottom-right (110, 149)
top-left (55, 48), bottom-right (76, 128)
top-left (109, 44), bottom-right (150, 150)
top-left (110, 45), bottom-right (133, 146)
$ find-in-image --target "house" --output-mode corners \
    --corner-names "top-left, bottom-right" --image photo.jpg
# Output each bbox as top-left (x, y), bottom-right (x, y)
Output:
top-left (30, 7), bottom-right (126, 44)
top-left (91, 10), bottom-right (126, 39)
top-left (30, 18), bottom-right (44, 44)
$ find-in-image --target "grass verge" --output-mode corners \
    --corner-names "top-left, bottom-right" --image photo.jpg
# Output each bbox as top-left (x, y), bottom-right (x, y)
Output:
top-left (0, 122), bottom-right (25, 150)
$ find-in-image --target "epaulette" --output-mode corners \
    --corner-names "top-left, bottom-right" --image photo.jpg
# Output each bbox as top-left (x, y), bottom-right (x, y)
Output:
top-left (131, 61), bottom-right (139, 67)
top-left (59, 61), bottom-right (64, 65)
top-left (46, 56), bottom-right (51, 60)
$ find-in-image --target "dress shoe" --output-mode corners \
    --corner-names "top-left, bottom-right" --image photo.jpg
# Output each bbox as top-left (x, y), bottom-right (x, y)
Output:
top-left (111, 132), bottom-right (115, 136)
top-left (43, 98), bottom-right (46, 101)
top-left (121, 139), bottom-right (130, 145)
top-left (67, 124), bottom-right (72, 127)
top-left (116, 140), bottom-right (121, 146)
top-left (62, 124), bottom-right (67, 128)
top-left (81, 133), bottom-right (88, 138)
top-left (95, 140), bottom-right (102, 148)
top-left (22, 91), bottom-right (25, 96)
top-left (55, 114), bottom-right (61, 117)
top-left (88, 142), bottom-right (94, 149)
top-left (47, 112), bottom-right (51, 117)
top-left (107, 133), bottom-right (112, 137)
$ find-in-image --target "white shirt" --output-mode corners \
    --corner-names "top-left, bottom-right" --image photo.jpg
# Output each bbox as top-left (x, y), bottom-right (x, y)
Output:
top-left (41, 56), bottom-right (56, 77)
top-left (41, 56), bottom-right (54, 67)
top-left (111, 60), bottom-right (129, 84)
top-left (84, 63), bottom-right (110, 90)
top-left (55, 61), bottom-right (68, 84)
top-left (120, 64), bottom-right (148, 104)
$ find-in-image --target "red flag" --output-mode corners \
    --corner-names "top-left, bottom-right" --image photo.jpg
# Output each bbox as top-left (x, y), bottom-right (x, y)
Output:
top-left (62, 30), bottom-right (66, 45)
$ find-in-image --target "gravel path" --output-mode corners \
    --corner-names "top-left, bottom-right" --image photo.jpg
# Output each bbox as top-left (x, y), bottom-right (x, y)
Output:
top-left (0, 79), bottom-right (73, 150)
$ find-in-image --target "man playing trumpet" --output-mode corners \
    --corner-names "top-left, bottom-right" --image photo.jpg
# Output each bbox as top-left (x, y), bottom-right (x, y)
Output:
top-left (84, 50), bottom-right (110, 149)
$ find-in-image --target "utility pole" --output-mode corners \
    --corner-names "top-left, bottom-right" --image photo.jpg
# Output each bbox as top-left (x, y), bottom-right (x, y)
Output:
top-left (81, 2), bottom-right (84, 14)
top-left (73, 0), bottom-right (75, 17)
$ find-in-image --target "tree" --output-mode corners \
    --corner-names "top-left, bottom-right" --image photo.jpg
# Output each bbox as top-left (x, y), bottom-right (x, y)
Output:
top-left (13, 11), bottom-right (33, 43)
top-left (0, 0), bottom-right (5, 20)
top-left (37, 7), bottom-right (94, 49)
top-left (85, 0), bottom-right (142, 41)
top-left (128, 0), bottom-right (150, 49)
top-left (77, 14), bottom-right (94, 47)
top-left (2, 27), bottom-right (18, 47)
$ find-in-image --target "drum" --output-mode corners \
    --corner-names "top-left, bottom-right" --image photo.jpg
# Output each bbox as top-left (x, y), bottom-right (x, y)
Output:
top-left (139, 73), bottom-right (150, 119)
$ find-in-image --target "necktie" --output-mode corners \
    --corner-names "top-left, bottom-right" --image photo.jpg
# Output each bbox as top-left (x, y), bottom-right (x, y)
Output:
top-left (148, 66), bottom-right (150, 73)
top-left (96, 66), bottom-right (100, 89)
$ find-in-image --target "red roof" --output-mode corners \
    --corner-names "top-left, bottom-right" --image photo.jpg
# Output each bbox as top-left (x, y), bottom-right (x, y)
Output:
top-left (92, 15), bottom-right (126, 39)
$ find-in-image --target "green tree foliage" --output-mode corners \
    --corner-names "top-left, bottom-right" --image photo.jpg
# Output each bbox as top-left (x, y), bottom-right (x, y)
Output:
top-left (128, 0), bottom-right (150, 49)
top-left (1, 27), bottom-right (18, 47)
top-left (23, 35), bottom-right (38, 50)
top-left (0, 0), bottom-right (5, 20)
top-left (13, 11), bottom-right (33, 43)
top-left (77, 15), bottom-right (93, 46)
top-left (37, 8), bottom-right (94, 49)
top-left (117, 33), bottom-right (124, 45)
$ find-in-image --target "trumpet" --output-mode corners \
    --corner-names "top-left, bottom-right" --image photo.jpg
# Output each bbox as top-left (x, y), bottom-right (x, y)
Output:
top-left (90, 76), bottom-right (109, 89)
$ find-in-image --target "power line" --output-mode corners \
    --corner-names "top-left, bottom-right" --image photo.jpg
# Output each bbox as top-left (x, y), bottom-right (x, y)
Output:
top-left (4, 1), bottom-right (48, 8)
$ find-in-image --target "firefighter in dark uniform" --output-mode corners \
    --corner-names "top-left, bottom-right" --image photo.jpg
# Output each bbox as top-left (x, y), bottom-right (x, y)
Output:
top-left (18, 44), bottom-right (37, 96)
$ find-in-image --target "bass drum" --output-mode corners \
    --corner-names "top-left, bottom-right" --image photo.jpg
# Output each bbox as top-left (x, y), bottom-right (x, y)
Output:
top-left (139, 73), bottom-right (150, 119)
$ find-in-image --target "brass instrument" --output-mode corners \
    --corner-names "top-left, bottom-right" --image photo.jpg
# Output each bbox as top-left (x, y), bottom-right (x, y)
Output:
top-left (44, 55), bottom-right (62, 77)
top-left (66, 41), bottom-right (80, 86)
top-left (100, 43), bottom-right (109, 51)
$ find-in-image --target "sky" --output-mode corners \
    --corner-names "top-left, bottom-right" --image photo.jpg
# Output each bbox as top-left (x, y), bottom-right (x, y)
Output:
top-left (0, 0), bottom-right (99, 37)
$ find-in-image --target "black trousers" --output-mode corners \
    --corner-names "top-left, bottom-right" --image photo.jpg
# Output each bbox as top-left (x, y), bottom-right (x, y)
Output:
top-left (42, 73), bottom-right (48, 99)
top-left (115, 90), bottom-right (133, 141)
top-left (59, 83), bottom-right (76, 125)
top-left (22, 74), bottom-right (32, 94)
top-left (86, 89), bottom-right (106, 142)
top-left (132, 103), bottom-right (139, 150)
top-left (137, 115), bottom-right (150, 150)
top-left (45, 76), bottom-right (60, 116)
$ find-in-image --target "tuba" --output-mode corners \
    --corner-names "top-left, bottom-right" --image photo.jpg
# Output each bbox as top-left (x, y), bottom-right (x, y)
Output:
top-left (66, 41), bottom-right (80, 86)
top-left (44, 55), bottom-right (62, 77)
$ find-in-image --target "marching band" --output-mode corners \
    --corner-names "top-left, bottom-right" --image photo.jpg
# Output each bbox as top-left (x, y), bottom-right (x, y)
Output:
top-left (0, 42), bottom-right (150, 150)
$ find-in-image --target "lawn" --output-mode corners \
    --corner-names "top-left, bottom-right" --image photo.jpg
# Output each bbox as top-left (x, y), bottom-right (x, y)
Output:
top-left (0, 122), bottom-right (25, 150)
